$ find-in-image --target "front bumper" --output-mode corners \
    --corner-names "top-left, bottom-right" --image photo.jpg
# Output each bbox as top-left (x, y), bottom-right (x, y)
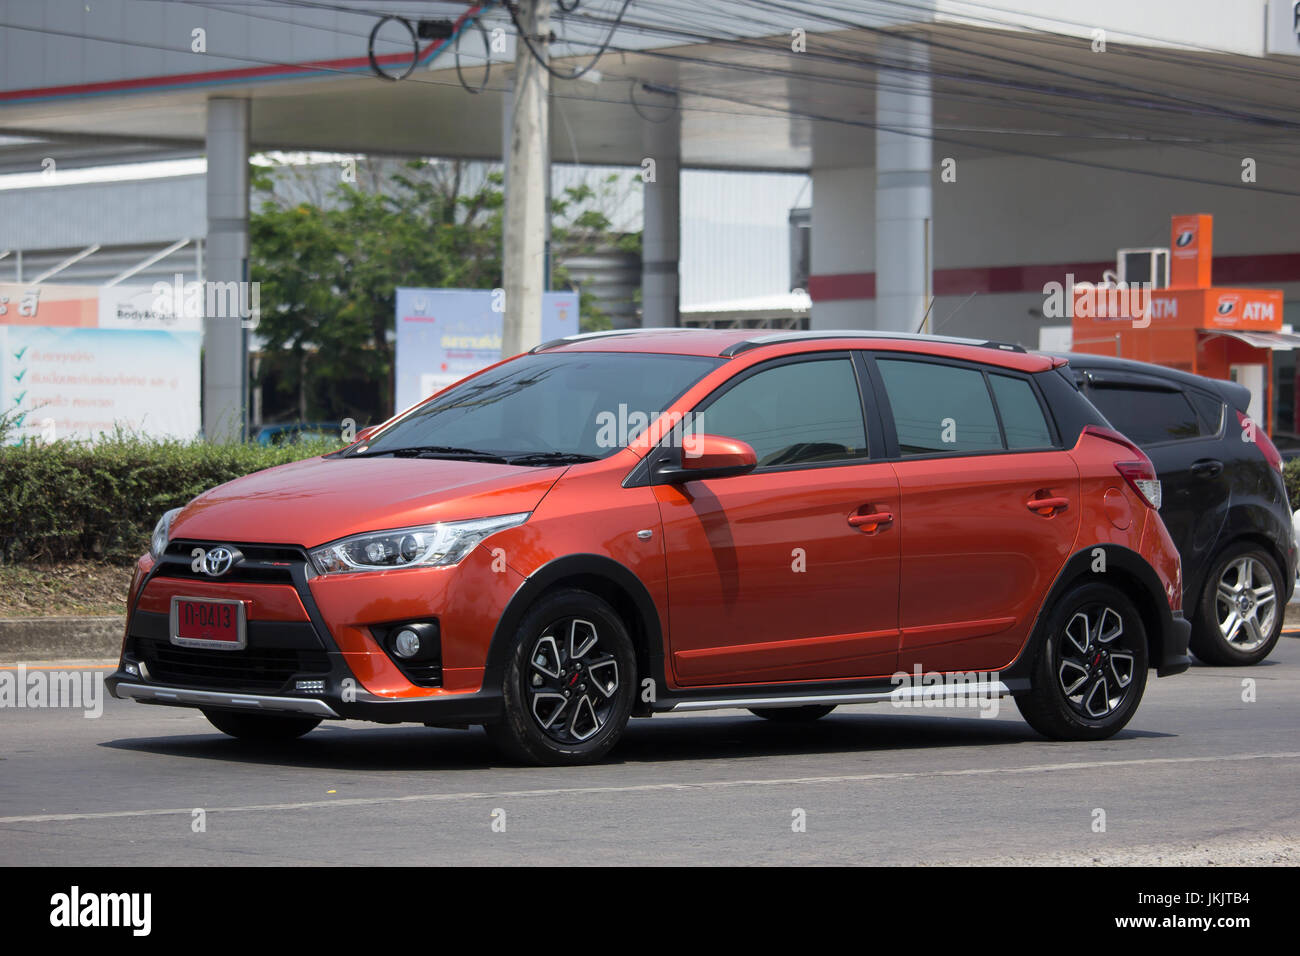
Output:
top-left (107, 537), bottom-right (517, 727)
top-left (106, 671), bottom-right (504, 724)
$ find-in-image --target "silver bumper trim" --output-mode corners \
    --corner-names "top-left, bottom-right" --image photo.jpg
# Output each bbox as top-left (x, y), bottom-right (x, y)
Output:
top-left (112, 682), bottom-right (340, 718)
top-left (666, 681), bottom-right (1010, 713)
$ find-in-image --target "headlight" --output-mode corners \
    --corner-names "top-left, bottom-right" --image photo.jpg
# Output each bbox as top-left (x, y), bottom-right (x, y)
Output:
top-left (309, 513), bottom-right (529, 574)
top-left (149, 508), bottom-right (182, 560)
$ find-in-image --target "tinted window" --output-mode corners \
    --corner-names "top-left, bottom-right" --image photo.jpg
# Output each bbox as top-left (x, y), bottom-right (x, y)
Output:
top-left (990, 374), bottom-right (1053, 449)
top-left (699, 358), bottom-right (868, 467)
top-left (1188, 389), bottom-right (1225, 435)
top-left (877, 359), bottom-right (1001, 455)
top-left (1086, 385), bottom-right (1202, 444)
top-left (363, 352), bottom-right (722, 459)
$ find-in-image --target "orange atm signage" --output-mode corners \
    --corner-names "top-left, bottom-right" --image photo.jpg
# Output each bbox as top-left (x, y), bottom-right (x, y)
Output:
top-left (1170, 213), bottom-right (1213, 290)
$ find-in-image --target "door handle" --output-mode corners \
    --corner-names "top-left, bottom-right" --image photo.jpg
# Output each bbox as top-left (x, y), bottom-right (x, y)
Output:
top-left (1190, 458), bottom-right (1223, 479)
top-left (848, 511), bottom-right (893, 532)
top-left (1026, 496), bottom-right (1069, 516)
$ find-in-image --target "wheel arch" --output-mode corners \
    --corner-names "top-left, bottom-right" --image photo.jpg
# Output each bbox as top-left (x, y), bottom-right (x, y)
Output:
top-left (484, 554), bottom-right (666, 715)
top-left (1006, 544), bottom-right (1175, 686)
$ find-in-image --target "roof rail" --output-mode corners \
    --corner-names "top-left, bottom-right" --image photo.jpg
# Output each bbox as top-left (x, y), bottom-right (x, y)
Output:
top-left (531, 327), bottom-right (711, 353)
top-left (717, 329), bottom-right (1026, 357)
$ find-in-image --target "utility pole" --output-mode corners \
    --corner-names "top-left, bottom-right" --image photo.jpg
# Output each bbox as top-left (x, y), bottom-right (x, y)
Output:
top-left (501, 0), bottom-right (550, 356)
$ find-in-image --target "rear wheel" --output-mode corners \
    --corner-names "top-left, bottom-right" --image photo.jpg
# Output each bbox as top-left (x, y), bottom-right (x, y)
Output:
top-left (1190, 544), bottom-right (1283, 666)
top-left (1016, 582), bottom-right (1148, 741)
top-left (201, 708), bottom-right (321, 741)
top-left (484, 589), bottom-right (636, 765)
top-left (748, 705), bottom-right (836, 722)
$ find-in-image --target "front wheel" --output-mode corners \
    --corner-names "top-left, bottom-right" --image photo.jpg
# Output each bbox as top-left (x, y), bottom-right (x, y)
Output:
top-left (1190, 544), bottom-right (1283, 666)
top-left (484, 589), bottom-right (637, 765)
top-left (201, 708), bottom-right (321, 741)
top-left (1016, 582), bottom-right (1148, 741)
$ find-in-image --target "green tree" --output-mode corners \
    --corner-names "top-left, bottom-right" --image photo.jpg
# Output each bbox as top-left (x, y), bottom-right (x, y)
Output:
top-left (250, 159), bottom-right (637, 424)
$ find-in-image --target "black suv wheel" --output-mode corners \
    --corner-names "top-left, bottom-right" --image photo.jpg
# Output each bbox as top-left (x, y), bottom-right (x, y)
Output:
top-left (1190, 543), bottom-right (1284, 666)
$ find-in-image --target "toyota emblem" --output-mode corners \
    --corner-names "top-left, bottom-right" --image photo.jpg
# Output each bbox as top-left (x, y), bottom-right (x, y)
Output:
top-left (203, 546), bottom-right (238, 577)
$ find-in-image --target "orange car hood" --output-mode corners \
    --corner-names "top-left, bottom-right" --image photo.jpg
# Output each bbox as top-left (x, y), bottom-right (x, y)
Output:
top-left (170, 454), bottom-right (565, 548)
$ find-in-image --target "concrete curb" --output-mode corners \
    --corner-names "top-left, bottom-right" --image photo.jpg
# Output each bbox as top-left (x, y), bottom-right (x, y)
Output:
top-left (0, 617), bottom-right (124, 662)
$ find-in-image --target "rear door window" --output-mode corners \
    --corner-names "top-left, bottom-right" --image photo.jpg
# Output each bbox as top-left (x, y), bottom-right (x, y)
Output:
top-left (876, 359), bottom-right (1002, 455)
top-left (1086, 385), bottom-right (1202, 444)
top-left (989, 374), bottom-right (1054, 449)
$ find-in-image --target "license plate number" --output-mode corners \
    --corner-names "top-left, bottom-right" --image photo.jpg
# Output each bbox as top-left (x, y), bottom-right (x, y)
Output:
top-left (170, 597), bottom-right (246, 650)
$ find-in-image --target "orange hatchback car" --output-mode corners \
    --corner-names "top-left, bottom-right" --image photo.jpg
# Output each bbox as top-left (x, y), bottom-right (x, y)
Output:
top-left (108, 329), bottom-right (1190, 764)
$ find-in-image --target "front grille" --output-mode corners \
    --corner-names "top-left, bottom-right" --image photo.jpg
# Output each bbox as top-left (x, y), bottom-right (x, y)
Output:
top-left (133, 637), bottom-right (330, 692)
top-left (157, 541), bottom-right (306, 585)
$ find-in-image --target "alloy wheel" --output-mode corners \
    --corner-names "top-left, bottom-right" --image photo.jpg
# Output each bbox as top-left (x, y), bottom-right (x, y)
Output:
top-left (526, 618), bottom-right (622, 745)
top-left (1214, 556), bottom-right (1277, 653)
top-left (1056, 604), bottom-right (1138, 720)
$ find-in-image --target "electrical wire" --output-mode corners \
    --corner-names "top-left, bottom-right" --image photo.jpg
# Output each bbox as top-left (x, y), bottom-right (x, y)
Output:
top-left (503, 0), bottom-right (633, 81)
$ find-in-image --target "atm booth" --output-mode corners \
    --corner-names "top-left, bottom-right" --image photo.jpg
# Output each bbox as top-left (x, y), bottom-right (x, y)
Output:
top-left (1070, 214), bottom-right (1298, 433)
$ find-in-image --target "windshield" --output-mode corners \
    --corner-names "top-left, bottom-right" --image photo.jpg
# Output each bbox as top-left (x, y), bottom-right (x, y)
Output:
top-left (358, 351), bottom-right (723, 461)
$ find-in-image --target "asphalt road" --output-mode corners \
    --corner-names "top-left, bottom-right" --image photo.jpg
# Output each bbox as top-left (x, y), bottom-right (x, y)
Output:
top-left (2, 639), bottom-right (1298, 866)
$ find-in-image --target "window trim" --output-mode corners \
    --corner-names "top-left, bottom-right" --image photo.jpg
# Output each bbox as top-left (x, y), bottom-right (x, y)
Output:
top-left (864, 352), bottom-right (1062, 462)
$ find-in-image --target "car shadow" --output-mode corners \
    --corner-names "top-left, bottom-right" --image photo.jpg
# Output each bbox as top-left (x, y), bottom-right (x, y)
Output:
top-left (98, 709), bottom-right (1174, 773)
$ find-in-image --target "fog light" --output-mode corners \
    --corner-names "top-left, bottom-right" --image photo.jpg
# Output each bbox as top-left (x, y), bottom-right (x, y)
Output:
top-left (124, 663), bottom-right (139, 677)
top-left (393, 628), bottom-right (421, 659)
top-left (296, 679), bottom-right (325, 693)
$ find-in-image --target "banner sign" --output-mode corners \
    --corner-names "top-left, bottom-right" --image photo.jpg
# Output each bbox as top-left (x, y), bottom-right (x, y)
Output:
top-left (393, 288), bottom-right (579, 413)
top-left (0, 283), bottom-right (201, 443)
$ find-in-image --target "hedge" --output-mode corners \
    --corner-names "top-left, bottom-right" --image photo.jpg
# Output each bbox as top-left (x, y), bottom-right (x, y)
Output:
top-left (4, 432), bottom-right (1299, 566)
top-left (0, 433), bottom-right (340, 564)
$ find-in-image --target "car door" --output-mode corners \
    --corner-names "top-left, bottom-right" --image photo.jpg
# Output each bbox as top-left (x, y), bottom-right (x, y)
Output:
top-left (868, 355), bottom-right (1081, 674)
top-left (1079, 371), bottom-right (1230, 601)
top-left (652, 352), bottom-right (901, 686)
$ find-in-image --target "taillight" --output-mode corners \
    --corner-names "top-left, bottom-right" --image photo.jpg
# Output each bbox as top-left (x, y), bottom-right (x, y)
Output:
top-left (1081, 425), bottom-right (1162, 510)
top-left (1115, 460), bottom-right (1162, 510)
top-left (1236, 410), bottom-right (1283, 473)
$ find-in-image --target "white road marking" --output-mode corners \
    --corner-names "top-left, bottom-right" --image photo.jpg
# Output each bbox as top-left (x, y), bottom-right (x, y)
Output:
top-left (2, 750), bottom-right (1298, 825)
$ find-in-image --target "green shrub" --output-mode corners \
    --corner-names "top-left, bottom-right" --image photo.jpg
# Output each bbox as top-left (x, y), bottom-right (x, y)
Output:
top-left (1285, 458), bottom-right (1300, 515)
top-left (0, 433), bottom-right (340, 564)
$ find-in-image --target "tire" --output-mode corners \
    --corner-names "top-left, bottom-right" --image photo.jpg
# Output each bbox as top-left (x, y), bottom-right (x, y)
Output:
top-left (748, 705), bottom-right (836, 722)
top-left (1015, 582), bottom-right (1149, 741)
top-left (484, 589), bottom-right (637, 766)
top-left (1189, 544), bottom-right (1284, 666)
top-left (201, 708), bottom-right (321, 741)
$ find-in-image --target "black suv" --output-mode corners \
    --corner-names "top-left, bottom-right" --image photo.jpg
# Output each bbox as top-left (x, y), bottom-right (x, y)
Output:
top-left (1052, 353), bottom-right (1296, 665)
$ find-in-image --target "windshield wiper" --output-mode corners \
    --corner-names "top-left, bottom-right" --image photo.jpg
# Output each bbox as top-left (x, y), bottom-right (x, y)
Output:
top-left (351, 445), bottom-right (508, 463)
top-left (506, 452), bottom-right (600, 466)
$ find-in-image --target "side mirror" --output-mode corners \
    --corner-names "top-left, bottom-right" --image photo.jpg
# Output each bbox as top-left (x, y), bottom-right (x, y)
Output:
top-left (654, 434), bottom-right (758, 483)
top-left (351, 425), bottom-right (379, 445)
